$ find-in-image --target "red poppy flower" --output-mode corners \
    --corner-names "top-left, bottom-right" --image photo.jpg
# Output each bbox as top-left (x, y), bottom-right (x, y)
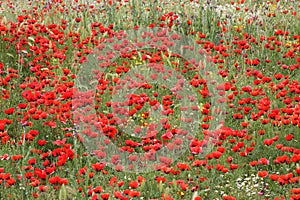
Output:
top-left (12, 154), bottom-right (22, 161)
top-left (285, 134), bottom-right (294, 141)
top-left (258, 158), bottom-right (269, 165)
top-left (92, 163), bottom-right (105, 172)
top-left (28, 158), bottom-right (36, 165)
top-left (4, 108), bottom-right (15, 115)
top-left (58, 178), bottom-right (68, 185)
top-left (6, 178), bottom-right (16, 187)
top-left (249, 161), bottom-right (258, 167)
top-left (222, 196), bottom-right (236, 200)
top-left (75, 18), bottom-right (81, 23)
top-left (156, 176), bottom-right (166, 183)
top-left (129, 180), bottom-right (139, 189)
top-left (177, 163), bottom-right (190, 171)
top-left (270, 174), bottom-right (279, 181)
top-left (230, 164), bottom-right (238, 171)
top-left (48, 176), bottom-right (60, 184)
top-left (258, 171), bottom-right (269, 178)
top-left (52, 138), bottom-right (66, 146)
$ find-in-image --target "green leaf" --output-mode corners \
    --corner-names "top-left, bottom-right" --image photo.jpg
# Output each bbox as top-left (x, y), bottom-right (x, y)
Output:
top-left (6, 53), bottom-right (14, 58)
top-left (28, 37), bottom-right (34, 42)
top-left (58, 184), bottom-right (67, 200)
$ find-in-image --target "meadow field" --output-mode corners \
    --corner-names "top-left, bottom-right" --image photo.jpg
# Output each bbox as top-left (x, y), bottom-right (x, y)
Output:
top-left (0, 0), bottom-right (299, 199)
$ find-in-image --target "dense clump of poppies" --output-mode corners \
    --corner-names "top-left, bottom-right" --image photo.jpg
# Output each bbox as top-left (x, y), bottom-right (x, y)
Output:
top-left (0, 0), bottom-right (299, 199)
